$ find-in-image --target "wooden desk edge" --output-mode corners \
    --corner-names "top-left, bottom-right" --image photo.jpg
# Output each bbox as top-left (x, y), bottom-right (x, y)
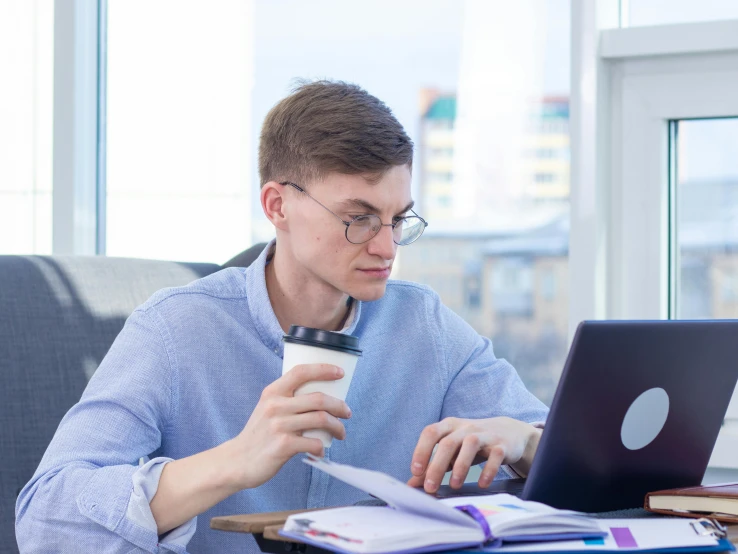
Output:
top-left (210, 507), bottom-right (336, 534)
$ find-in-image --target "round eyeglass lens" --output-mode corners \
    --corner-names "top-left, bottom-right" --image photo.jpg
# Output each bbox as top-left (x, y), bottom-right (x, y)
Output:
top-left (346, 215), bottom-right (380, 244)
top-left (346, 215), bottom-right (426, 245)
top-left (398, 217), bottom-right (425, 245)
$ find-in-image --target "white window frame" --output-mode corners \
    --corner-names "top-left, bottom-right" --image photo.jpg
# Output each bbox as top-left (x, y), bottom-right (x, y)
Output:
top-left (608, 44), bottom-right (738, 320)
top-left (571, 4), bottom-right (738, 468)
top-left (52, 0), bottom-right (104, 255)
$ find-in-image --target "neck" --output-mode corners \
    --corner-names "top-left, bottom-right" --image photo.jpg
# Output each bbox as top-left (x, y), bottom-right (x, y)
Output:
top-left (265, 246), bottom-right (352, 333)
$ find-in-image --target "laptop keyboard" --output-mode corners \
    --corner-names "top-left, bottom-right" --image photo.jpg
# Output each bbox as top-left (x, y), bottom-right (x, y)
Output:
top-left (434, 478), bottom-right (527, 498)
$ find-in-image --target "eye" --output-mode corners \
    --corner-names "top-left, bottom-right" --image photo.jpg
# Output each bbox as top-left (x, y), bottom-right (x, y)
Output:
top-left (350, 215), bottom-right (375, 227)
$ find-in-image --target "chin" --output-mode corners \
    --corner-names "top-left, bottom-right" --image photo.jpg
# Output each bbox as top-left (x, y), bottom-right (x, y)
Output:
top-left (348, 282), bottom-right (389, 302)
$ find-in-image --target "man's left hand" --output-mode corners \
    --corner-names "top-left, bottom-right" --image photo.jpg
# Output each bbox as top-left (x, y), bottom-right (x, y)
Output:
top-left (407, 417), bottom-right (542, 493)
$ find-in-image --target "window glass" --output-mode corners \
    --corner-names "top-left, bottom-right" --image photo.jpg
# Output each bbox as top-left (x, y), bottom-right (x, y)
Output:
top-left (106, 0), bottom-right (253, 263)
top-left (0, 0), bottom-right (54, 254)
top-left (675, 118), bottom-right (738, 320)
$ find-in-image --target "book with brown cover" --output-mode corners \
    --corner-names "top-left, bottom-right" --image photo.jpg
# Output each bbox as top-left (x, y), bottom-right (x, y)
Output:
top-left (645, 483), bottom-right (738, 523)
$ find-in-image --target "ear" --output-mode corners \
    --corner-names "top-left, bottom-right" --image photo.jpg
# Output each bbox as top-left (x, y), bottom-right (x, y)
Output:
top-left (261, 181), bottom-right (289, 231)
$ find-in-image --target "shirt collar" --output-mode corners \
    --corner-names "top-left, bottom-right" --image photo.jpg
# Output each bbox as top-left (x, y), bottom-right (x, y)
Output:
top-left (244, 239), bottom-right (362, 356)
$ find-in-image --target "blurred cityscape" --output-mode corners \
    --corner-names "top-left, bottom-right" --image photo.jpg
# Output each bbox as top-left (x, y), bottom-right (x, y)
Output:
top-left (395, 91), bottom-right (571, 404)
top-left (396, 93), bottom-right (738, 405)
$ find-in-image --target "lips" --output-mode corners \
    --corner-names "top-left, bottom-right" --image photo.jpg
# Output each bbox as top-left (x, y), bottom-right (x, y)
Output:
top-left (358, 266), bottom-right (392, 278)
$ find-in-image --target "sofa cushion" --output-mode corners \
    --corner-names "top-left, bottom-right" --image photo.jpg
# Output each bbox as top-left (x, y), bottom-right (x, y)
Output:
top-left (0, 255), bottom-right (219, 551)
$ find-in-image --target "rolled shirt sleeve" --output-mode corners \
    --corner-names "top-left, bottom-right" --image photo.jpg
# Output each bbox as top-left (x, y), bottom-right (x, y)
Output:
top-left (128, 458), bottom-right (197, 549)
top-left (16, 308), bottom-right (195, 553)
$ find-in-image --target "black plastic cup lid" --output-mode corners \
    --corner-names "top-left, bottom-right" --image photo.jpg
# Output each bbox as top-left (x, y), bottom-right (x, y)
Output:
top-left (283, 325), bottom-right (362, 356)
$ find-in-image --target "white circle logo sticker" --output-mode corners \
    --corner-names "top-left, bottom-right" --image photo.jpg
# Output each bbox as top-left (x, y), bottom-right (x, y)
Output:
top-left (620, 387), bottom-right (670, 450)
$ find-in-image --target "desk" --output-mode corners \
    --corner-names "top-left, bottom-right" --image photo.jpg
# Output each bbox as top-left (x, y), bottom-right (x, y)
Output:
top-left (211, 508), bottom-right (328, 554)
top-left (211, 510), bottom-right (738, 554)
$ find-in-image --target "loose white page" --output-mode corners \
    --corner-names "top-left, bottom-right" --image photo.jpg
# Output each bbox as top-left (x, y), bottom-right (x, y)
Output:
top-left (303, 456), bottom-right (477, 529)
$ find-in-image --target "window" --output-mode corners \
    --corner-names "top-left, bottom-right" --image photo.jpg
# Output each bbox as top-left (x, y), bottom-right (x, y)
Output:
top-left (675, 119), bottom-right (738, 320)
top-left (0, 0), bottom-right (54, 254)
top-left (105, 1), bottom-right (253, 263)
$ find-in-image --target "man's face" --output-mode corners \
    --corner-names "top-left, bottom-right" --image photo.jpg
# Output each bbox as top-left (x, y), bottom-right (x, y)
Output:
top-left (284, 165), bottom-right (413, 302)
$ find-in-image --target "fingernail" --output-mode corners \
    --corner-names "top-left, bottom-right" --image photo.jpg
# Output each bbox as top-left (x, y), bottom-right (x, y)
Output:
top-left (346, 407), bottom-right (352, 417)
top-left (412, 462), bottom-right (423, 473)
top-left (336, 367), bottom-right (344, 377)
top-left (424, 478), bottom-right (436, 490)
top-left (450, 476), bottom-right (461, 487)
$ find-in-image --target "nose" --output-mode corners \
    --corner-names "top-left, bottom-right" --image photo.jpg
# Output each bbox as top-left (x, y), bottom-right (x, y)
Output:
top-left (366, 224), bottom-right (397, 260)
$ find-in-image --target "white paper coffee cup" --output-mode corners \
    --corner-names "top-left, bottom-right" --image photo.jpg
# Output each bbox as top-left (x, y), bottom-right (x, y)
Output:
top-left (282, 325), bottom-right (362, 448)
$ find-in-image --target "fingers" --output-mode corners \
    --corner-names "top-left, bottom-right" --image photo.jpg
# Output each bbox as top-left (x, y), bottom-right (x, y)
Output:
top-left (268, 364), bottom-right (344, 397)
top-left (406, 474), bottom-right (426, 489)
top-left (422, 430), bottom-right (465, 493)
top-left (410, 439), bottom-right (505, 491)
top-left (275, 411), bottom-right (347, 441)
top-left (287, 392), bottom-right (352, 420)
top-left (411, 418), bottom-right (456, 479)
top-left (450, 434), bottom-right (481, 489)
top-left (285, 435), bottom-right (326, 458)
top-left (478, 445), bottom-right (506, 488)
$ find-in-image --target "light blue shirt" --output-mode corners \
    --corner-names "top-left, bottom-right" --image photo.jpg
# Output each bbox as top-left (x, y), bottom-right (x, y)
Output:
top-left (16, 242), bottom-right (548, 553)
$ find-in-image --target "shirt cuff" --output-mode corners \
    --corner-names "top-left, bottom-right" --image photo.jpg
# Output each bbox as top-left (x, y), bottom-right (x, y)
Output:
top-left (75, 461), bottom-right (183, 553)
top-left (127, 457), bottom-right (197, 550)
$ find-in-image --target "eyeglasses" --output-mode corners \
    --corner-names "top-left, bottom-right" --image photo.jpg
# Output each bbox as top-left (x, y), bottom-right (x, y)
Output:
top-left (279, 181), bottom-right (428, 246)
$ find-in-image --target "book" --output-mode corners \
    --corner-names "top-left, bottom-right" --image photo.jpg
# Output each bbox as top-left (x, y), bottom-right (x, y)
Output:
top-left (281, 456), bottom-right (607, 554)
top-left (645, 483), bottom-right (738, 523)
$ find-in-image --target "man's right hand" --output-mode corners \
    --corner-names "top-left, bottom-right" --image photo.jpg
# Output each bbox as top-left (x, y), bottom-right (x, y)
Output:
top-left (151, 363), bottom-right (351, 535)
top-left (229, 363), bottom-right (352, 490)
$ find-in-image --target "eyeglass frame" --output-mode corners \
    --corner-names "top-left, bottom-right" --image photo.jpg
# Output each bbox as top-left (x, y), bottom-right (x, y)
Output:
top-left (278, 181), bottom-right (428, 245)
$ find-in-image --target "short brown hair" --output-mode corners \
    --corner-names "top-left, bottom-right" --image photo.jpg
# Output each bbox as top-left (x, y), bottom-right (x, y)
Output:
top-left (259, 80), bottom-right (413, 187)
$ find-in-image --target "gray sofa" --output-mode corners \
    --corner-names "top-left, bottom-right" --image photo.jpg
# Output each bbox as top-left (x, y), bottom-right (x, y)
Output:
top-left (0, 243), bottom-right (266, 553)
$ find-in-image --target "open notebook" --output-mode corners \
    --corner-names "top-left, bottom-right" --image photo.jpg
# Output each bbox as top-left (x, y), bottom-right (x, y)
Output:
top-left (280, 456), bottom-right (606, 554)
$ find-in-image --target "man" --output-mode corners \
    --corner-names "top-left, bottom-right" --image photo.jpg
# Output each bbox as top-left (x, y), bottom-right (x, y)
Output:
top-left (16, 81), bottom-right (548, 553)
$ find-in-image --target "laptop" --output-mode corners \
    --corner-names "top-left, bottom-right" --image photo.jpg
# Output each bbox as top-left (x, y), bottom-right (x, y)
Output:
top-left (436, 320), bottom-right (738, 513)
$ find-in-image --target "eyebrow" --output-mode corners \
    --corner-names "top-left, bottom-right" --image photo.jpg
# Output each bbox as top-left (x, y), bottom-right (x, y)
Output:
top-left (338, 198), bottom-right (415, 216)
